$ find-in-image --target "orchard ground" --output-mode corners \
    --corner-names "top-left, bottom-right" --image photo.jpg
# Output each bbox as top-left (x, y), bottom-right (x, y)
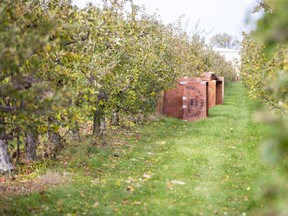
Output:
top-left (1, 83), bottom-right (287, 215)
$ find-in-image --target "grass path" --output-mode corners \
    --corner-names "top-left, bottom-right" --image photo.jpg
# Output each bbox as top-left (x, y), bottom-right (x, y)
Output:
top-left (1, 83), bottom-right (278, 215)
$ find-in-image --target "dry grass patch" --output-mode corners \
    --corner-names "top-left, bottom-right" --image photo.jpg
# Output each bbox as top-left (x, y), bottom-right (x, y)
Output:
top-left (0, 170), bottom-right (72, 196)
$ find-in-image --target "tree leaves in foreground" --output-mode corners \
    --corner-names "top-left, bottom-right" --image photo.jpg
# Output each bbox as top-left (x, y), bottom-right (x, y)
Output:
top-left (241, 0), bottom-right (288, 213)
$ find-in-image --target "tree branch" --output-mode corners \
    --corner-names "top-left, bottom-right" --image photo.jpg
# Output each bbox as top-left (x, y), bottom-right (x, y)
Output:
top-left (0, 105), bottom-right (17, 112)
top-left (63, 30), bottom-right (90, 46)
top-left (116, 104), bottom-right (137, 115)
top-left (0, 74), bottom-right (9, 81)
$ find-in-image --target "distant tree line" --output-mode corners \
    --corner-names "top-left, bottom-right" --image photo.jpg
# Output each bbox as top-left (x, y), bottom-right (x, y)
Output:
top-left (210, 33), bottom-right (240, 49)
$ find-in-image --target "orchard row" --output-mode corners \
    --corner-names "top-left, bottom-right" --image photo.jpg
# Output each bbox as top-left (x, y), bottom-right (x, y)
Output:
top-left (0, 0), bottom-right (237, 172)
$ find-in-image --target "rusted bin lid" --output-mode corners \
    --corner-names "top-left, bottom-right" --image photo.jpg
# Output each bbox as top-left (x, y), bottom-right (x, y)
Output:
top-left (178, 76), bottom-right (192, 85)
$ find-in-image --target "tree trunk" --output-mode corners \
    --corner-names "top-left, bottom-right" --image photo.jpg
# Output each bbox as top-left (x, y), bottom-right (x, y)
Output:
top-left (111, 110), bottom-right (120, 126)
top-left (93, 110), bottom-right (106, 136)
top-left (69, 122), bottom-right (81, 141)
top-left (100, 117), bottom-right (106, 135)
top-left (93, 90), bottom-right (108, 137)
top-left (25, 133), bottom-right (38, 161)
top-left (16, 130), bottom-right (21, 163)
top-left (47, 131), bottom-right (63, 159)
top-left (93, 110), bottom-right (100, 135)
top-left (47, 117), bottom-right (64, 159)
top-left (0, 138), bottom-right (14, 173)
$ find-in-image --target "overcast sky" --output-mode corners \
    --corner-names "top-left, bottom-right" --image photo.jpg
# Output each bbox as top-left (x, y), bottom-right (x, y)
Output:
top-left (72, 0), bottom-right (261, 40)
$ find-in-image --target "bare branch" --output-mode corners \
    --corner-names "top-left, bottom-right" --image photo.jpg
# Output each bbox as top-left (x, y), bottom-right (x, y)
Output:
top-left (0, 105), bottom-right (17, 112)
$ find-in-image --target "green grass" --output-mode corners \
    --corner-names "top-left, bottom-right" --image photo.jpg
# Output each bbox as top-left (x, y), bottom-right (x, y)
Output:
top-left (0, 82), bottom-right (285, 215)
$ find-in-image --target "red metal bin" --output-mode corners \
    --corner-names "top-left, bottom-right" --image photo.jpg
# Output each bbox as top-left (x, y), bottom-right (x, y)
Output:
top-left (162, 77), bottom-right (209, 121)
top-left (200, 72), bottom-right (224, 107)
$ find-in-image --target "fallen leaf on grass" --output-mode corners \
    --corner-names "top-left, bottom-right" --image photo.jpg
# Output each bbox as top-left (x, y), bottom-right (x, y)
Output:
top-left (170, 180), bottom-right (186, 185)
top-left (136, 134), bottom-right (141, 140)
top-left (66, 214), bottom-right (77, 216)
top-left (126, 186), bottom-right (134, 191)
top-left (125, 177), bottom-right (134, 184)
top-left (113, 153), bottom-right (120, 158)
top-left (143, 173), bottom-right (152, 179)
top-left (90, 179), bottom-right (99, 185)
top-left (28, 206), bottom-right (42, 213)
top-left (166, 181), bottom-right (173, 189)
top-left (84, 172), bottom-right (91, 176)
top-left (57, 200), bottom-right (64, 206)
top-left (115, 180), bottom-right (121, 186)
top-left (93, 202), bottom-right (100, 208)
top-left (57, 207), bottom-right (63, 213)
top-left (39, 190), bottom-right (46, 195)
top-left (79, 190), bottom-right (86, 197)
top-left (243, 196), bottom-right (249, 201)
top-left (122, 199), bottom-right (129, 205)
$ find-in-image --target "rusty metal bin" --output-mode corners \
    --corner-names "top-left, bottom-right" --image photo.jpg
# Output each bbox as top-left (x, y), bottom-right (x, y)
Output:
top-left (161, 73), bottom-right (224, 121)
top-left (182, 81), bottom-right (209, 121)
top-left (216, 80), bottom-right (223, 105)
top-left (200, 72), bottom-right (224, 107)
top-left (162, 88), bottom-right (183, 119)
top-left (207, 80), bottom-right (216, 108)
top-left (162, 77), bottom-right (209, 121)
top-left (219, 77), bottom-right (225, 103)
